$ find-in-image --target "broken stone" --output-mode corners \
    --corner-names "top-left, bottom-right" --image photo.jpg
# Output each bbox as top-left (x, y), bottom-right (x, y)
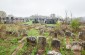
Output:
top-left (66, 44), bottom-right (71, 50)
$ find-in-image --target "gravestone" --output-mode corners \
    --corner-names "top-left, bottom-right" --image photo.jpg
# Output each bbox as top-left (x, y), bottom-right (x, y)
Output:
top-left (65, 31), bottom-right (71, 37)
top-left (36, 37), bottom-right (46, 55)
top-left (65, 31), bottom-right (72, 50)
top-left (53, 32), bottom-right (57, 38)
top-left (51, 39), bottom-right (60, 48)
top-left (26, 37), bottom-right (37, 46)
top-left (38, 37), bottom-right (46, 48)
top-left (71, 41), bottom-right (82, 55)
top-left (55, 30), bottom-right (64, 36)
top-left (39, 29), bottom-right (44, 35)
top-left (47, 39), bottom-right (61, 55)
top-left (78, 31), bottom-right (85, 41)
top-left (82, 41), bottom-right (85, 50)
top-left (49, 30), bottom-right (54, 36)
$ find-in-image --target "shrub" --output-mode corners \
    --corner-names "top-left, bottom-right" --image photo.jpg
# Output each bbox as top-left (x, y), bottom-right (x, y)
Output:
top-left (56, 21), bottom-right (62, 30)
top-left (70, 19), bottom-right (80, 31)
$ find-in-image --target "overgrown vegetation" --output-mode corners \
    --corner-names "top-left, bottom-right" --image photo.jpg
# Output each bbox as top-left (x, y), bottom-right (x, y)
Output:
top-left (0, 22), bottom-right (85, 55)
top-left (70, 19), bottom-right (80, 31)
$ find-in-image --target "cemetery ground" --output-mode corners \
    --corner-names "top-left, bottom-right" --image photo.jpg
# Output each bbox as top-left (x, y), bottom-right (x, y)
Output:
top-left (0, 22), bottom-right (85, 55)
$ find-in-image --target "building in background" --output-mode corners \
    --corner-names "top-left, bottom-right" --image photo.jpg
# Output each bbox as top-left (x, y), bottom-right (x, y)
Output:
top-left (0, 11), bottom-right (28, 24)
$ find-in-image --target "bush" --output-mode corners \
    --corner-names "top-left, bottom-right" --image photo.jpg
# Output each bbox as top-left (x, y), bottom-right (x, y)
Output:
top-left (56, 21), bottom-right (62, 30)
top-left (70, 19), bottom-right (80, 31)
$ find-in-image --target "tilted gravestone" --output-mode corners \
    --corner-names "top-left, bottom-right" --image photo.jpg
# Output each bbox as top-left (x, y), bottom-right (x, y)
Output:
top-left (78, 31), bottom-right (85, 41)
top-left (26, 37), bottom-right (37, 46)
top-left (36, 37), bottom-right (46, 55)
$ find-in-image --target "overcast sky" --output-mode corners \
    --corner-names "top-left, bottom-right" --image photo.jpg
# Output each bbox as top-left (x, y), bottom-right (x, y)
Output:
top-left (0, 0), bottom-right (85, 17)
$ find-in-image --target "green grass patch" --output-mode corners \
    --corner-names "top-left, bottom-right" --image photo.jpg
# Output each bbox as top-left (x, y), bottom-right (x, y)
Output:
top-left (28, 29), bottom-right (39, 36)
top-left (23, 21), bottom-right (33, 25)
top-left (0, 36), bottom-right (21, 55)
top-left (44, 32), bottom-right (49, 37)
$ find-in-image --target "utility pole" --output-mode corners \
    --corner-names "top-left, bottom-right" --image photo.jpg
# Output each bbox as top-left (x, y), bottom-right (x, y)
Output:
top-left (70, 11), bottom-right (73, 21)
top-left (65, 10), bottom-right (68, 23)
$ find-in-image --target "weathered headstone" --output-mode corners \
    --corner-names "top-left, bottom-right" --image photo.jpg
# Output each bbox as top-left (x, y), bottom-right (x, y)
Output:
top-left (71, 41), bottom-right (82, 55)
top-left (26, 37), bottom-right (37, 46)
top-left (39, 29), bottom-right (44, 35)
top-left (51, 39), bottom-right (60, 48)
top-left (55, 30), bottom-right (64, 36)
top-left (65, 31), bottom-right (72, 50)
top-left (36, 37), bottom-right (46, 55)
top-left (82, 41), bottom-right (85, 50)
top-left (0, 27), bottom-right (6, 39)
top-left (65, 31), bottom-right (71, 37)
top-left (53, 32), bottom-right (57, 38)
top-left (78, 31), bottom-right (85, 41)
top-left (49, 30), bottom-right (54, 36)
top-left (47, 39), bottom-right (61, 55)
top-left (38, 37), bottom-right (46, 48)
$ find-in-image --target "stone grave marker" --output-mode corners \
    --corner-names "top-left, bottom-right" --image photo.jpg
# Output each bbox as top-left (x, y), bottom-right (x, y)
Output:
top-left (71, 41), bottom-right (82, 55)
top-left (0, 29), bottom-right (6, 39)
top-left (82, 41), bottom-right (85, 50)
top-left (78, 31), bottom-right (85, 41)
top-left (36, 37), bottom-right (46, 55)
top-left (65, 31), bottom-right (72, 50)
top-left (39, 29), bottom-right (44, 35)
top-left (26, 37), bottom-right (37, 46)
top-left (65, 31), bottom-right (71, 37)
top-left (47, 39), bottom-right (61, 55)
top-left (53, 32), bottom-right (57, 38)
top-left (38, 37), bottom-right (46, 48)
top-left (49, 30), bottom-right (54, 36)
